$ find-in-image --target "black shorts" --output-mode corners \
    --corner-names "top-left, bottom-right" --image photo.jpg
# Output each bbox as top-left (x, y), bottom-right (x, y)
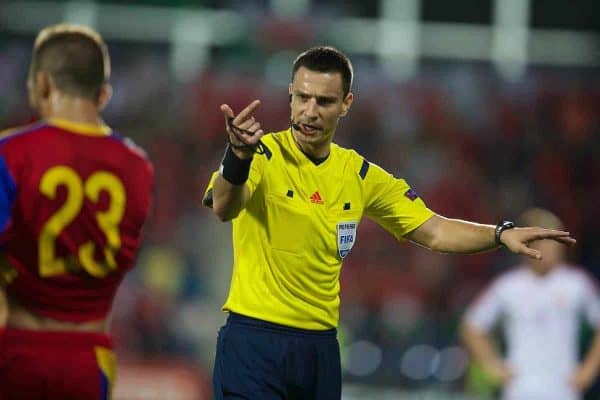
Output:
top-left (213, 312), bottom-right (341, 400)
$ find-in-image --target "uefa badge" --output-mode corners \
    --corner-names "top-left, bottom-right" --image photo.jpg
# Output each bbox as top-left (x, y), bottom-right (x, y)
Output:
top-left (337, 221), bottom-right (358, 258)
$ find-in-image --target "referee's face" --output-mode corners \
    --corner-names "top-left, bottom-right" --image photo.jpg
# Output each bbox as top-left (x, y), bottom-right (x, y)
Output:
top-left (289, 66), bottom-right (353, 157)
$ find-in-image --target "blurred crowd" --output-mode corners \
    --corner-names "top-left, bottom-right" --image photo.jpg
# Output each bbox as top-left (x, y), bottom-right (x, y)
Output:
top-left (1, 34), bottom-right (599, 396)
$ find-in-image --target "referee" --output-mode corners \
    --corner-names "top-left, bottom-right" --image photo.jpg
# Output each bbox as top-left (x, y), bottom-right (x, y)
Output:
top-left (203, 46), bottom-right (575, 400)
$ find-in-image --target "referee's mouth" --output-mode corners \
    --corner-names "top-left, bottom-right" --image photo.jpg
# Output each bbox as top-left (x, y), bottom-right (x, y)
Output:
top-left (297, 123), bottom-right (322, 136)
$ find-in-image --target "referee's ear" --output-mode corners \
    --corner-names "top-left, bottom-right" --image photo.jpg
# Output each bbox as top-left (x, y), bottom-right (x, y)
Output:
top-left (340, 92), bottom-right (353, 117)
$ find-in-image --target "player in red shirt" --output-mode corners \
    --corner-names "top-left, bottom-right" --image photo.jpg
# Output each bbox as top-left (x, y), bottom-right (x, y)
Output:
top-left (0, 24), bottom-right (154, 399)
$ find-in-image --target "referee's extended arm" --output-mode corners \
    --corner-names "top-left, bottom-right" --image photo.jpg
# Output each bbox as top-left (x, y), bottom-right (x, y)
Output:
top-left (212, 100), bottom-right (264, 221)
top-left (212, 176), bottom-right (251, 221)
top-left (406, 214), bottom-right (575, 259)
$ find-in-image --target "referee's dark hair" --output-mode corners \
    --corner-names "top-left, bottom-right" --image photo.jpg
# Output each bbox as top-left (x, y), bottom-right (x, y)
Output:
top-left (29, 23), bottom-right (110, 102)
top-left (292, 46), bottom-right (353, 97)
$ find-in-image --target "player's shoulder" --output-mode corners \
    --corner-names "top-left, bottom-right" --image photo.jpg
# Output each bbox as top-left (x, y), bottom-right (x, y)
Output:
top-left (100, 133), bottom-right (154, 183)
top-left (471, 269), bottom-right (517, 302)
top-left (559, 264), bottom-right (597, 285)
top-left (494, 265), bottom-right (529, 287)
top-left (108, 132), bottom-right (153, 167)
top-left (0, 121), bottom-right (48, 146)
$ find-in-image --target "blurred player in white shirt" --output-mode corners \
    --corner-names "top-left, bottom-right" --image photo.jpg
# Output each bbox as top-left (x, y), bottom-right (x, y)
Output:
top-left (461, 208), bottom-right (600, 400)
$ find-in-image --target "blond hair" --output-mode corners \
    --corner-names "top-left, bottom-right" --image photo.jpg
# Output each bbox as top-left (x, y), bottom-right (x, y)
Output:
top-left (30, 23), bottom-right (110, 99)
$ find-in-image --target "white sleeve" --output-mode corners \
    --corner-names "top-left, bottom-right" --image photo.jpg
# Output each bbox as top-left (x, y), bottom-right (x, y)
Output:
top-left (464, 280), bottom-right (505, 332)
top-left (580, 273), bottom-right (600, 326)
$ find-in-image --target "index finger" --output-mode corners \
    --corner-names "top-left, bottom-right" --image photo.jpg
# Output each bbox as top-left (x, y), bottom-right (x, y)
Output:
top-left (529, 230), bottom-right (576, 245)
top-left (532, 229), bottom-right (571, 239)
top-left (233, 99), bottom-right (261, 124)
top-left (553, 236), bottom-right (577, 245)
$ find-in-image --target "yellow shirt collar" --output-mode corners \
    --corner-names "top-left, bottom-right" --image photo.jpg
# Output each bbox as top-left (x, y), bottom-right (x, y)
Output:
top-left (47, 118), bottom-right (111, 136)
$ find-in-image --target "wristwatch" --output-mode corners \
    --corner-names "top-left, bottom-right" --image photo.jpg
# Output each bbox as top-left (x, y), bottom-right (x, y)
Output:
top-left (495, 220), bottom-right (515, 246)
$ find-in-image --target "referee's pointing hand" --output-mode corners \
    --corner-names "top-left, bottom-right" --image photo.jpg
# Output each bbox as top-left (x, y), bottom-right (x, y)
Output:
top-left (221, 100), bottom-right (265, 159)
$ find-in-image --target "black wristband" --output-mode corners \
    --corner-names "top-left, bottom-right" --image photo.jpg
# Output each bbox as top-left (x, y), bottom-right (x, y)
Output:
top-left (495, 220), bottom-right (515, 246)
top-left (219, 144), bottom-right (252, 185)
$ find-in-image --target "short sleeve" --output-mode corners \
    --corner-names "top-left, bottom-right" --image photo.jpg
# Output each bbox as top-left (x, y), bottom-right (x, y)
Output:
top-left (363, 162), bottom-right (434, 240)
top-left (580, 273), bottom-right (600, 327)
top-left (202, 150), bottom-right (266, 208)
top-left (464, 280), bottom-right (505, 332)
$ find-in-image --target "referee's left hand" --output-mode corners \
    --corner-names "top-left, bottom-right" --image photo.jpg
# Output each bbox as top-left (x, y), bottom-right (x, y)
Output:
top-left (499, 227), bottom-right (576, 260)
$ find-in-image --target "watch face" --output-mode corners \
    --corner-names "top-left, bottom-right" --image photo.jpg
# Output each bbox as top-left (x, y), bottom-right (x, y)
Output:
top-left (496, 220), bottom-right (515, 244)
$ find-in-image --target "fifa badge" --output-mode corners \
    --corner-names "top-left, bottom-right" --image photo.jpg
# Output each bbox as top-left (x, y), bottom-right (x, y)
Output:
top-left (337, 221), bottom-right (358, 258)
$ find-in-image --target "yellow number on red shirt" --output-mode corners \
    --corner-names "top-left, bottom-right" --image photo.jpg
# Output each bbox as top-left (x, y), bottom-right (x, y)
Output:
top-left (38, 166), bottom-right (126, 278)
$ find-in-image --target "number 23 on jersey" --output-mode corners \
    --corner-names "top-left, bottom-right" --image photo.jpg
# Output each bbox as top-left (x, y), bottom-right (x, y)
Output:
top-left (38, 165), bottom-right (126, 278)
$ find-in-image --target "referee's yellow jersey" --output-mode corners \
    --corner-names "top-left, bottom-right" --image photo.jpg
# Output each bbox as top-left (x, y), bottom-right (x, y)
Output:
top-left (204, 129), bottom-right (434, 330)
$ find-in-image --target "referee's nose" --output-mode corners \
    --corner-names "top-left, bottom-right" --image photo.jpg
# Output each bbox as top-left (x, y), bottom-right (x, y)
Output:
top-left (304, 98), bottom-right (319, 119)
